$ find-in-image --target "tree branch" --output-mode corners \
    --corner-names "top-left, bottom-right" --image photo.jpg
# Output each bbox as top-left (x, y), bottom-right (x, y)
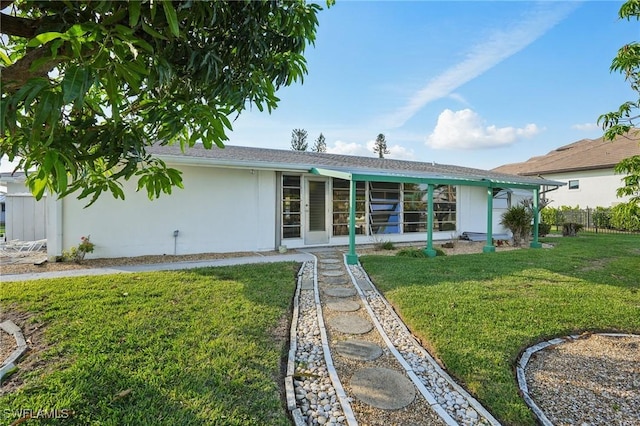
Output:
top-left (0, 13), bottom-right (39, 38)
top-left (1, 47), bottom-right (61, 92)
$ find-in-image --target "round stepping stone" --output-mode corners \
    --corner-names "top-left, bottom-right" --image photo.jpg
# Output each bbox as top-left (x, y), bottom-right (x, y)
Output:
top-left (319, 258), bottom-right (341, 264)
top-left (335, 340), bottom-right (383, 361)
top-left (350, 368), bottom-right (416, 410)
top-left (323, 287), bottom-right (357, 297)
top-left (321, 270), bottom-right (345, 277)
top-left (328, 314), bottom-right (373, 334)
top-left (325, 299), bottom-right (360, 312)
top-left (319, 263), bottom-right (342, 270)
top-left (320, 276), bottom-right (349, 286)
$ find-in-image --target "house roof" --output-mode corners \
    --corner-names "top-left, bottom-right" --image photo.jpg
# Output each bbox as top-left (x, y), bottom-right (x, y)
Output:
top-left (492, 132), bottom-right (640, 176)
top-left (148, 144), bottom-right (563, 189)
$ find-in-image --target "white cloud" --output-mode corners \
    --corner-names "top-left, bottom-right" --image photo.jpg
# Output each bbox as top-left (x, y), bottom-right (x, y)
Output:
top-left (426, 109), bottom-right (540, 150)
top-left (327, 140), bottom-right (372, 157)
top-left (571, 122), bottom-right (599, 131)
top-left (327, 140), bottom-right (415, 160)
top-left (384, 2), bottom-right (580, 128)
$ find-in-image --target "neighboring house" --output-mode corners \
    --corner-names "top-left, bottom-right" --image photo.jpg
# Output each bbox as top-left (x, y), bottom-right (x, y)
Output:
top-left (493, 133), bottom-right (640, 208)
top-left (43, 145), bottom-right (561, 261)
top-left (0, 172), bottom-right (47, 242)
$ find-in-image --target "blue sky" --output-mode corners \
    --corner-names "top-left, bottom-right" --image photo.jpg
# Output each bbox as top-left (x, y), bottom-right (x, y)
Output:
top-left (226, 0), bottom-right (639, 170)
top-left (1, 1), bottom-right (637, 174)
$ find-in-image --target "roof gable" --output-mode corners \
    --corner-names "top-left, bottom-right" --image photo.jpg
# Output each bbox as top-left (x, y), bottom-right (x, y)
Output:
top-left (492, 133), bottom-right (640, 176)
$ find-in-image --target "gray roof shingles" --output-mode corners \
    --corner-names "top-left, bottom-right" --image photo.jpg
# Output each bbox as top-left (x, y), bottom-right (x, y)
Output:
top-left (148, 144), bottom-right (561, 187)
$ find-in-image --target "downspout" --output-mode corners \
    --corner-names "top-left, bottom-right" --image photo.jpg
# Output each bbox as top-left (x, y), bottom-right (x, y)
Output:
top-left (346, 179), bottom-right (358, 265)
top-left (423, 183), bottom-right (437, 257)
top-left (483, 185), bottom-right (496, 253)
top-left (530, 187), bottom-right (542, 248)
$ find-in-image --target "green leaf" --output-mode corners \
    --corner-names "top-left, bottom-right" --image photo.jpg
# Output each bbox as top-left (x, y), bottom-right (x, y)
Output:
top-left (66, 24), bottom-right (88, 38)
top-left (62, 66), bottom-right (90, 104)
top-left (162, 0), bottom-right (180, 37)
top-left (26, 32), bottom-right (65, 48)
top-left (141, 21), bottom-right (168, 40)
top-left (54, 160), bottom-right (69, 194)
top-left (0, 50), bottom-right (11, 65)
top-left (129, 0), bottom-right (142, 26)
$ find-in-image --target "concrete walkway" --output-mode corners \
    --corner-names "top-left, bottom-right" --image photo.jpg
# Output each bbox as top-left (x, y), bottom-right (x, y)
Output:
top-left (0, 253), bottom-right (314, 282)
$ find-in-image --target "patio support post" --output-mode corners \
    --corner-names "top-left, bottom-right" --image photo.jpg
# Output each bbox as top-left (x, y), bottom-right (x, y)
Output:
top-left (424, 183), bottom-right (437, 257)
top-left (483, 186), bottom-right (496, 253)
top-left (530, 188), bottom-right (542, 248)
top-left (346, 179), bottom-right (359, 265)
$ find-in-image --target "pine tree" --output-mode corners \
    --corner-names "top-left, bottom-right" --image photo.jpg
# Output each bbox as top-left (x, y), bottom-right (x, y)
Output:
top-left (373, 133), bottom-right (390, 158)
top-left (290, 129), bottom-right (309, 151)
top-left (312, 133), bottom-right (327, 152)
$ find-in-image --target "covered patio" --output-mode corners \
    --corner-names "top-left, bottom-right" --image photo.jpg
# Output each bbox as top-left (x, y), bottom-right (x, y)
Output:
top-left (310, 166), bottom-right (563, 265)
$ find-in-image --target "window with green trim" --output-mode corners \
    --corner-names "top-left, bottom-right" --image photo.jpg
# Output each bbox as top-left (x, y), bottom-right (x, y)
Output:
top-left (433, 184), bottom-right (456, 232)
top-left (369, 182), bottom-right (400, 234)
top-left (282, 175), bottom-right (301, 238)
top-left (332, 179), bottom-right (366, 236)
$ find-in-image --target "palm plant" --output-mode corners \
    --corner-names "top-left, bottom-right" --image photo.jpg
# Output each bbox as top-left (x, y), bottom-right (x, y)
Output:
top-left (500, 202), bottom-right (534, 247)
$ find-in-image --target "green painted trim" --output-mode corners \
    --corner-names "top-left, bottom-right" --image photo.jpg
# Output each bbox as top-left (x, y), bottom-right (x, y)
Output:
top-left (348, 179), bottom-right (357, 262)
top-left (426, 184), bottom-right (435, 254)
top-left (310, 167), bottom-right (352, 180)
top-left (531, 188), bottom-right (541, 248)
top-left (346, 253), bottom-right (359, 265)
top-left (310, 167), bottom-right (546, 190)
top-left (484, 187), bottom-right (495, 253)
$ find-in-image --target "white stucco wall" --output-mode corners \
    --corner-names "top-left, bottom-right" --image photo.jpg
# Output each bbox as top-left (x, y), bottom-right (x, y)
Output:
top-left (457, 186), bottom-right (533, 237)
top-left (542, 169), bottom-right (630, 208)
top-left (56, 165), bottom-right (277, 259)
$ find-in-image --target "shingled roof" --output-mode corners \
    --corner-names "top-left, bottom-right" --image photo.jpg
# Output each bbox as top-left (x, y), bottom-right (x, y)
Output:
top-left (492, 132), bottom-right (640, 176)
top-left (148, 143), bottom-right (561, 188)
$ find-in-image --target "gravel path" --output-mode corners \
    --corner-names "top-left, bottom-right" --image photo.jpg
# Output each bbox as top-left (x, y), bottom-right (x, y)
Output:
top-left (522, 334), bottom-right (640, 426)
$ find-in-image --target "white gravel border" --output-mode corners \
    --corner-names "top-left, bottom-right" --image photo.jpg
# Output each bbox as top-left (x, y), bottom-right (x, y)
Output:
top-left (286, 259), bottom-right (357, 426)
top-left (345, 259), bottom-right (501, 426)
top-left (516, 333), bottom-right (640, 426)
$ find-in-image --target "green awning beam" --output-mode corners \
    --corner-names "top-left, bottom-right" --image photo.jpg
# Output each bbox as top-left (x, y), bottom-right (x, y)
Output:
top-left (423, 183), bottom-right (437, 257)
top-left (483, 186), bottom-right (496, 253)
top-left (530, 188), bottom-right (542, 248)
top-left (346, 179), bottom-right (358, 265)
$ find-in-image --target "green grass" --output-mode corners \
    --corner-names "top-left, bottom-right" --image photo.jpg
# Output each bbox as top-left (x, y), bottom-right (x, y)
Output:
top-left (360, 234), bottom-right (640, 426)
top-left (0, 263), bottom-right (299, 425)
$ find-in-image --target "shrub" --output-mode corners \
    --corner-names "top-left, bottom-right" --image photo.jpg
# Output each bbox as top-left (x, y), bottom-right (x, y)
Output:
top-left (562, 223), bottom-right (584, 237)
top-left (376, 240), bottom-right (395, 250)
top-left (500, 203), bottom-right (533, 247)
top-left (62, 235), bottom-right (95, 263)
top-left (610, 202), bottom-right (640, 232)
top-left (536, 222), bottom-right (551, 237)
top-left (397, 247), bottom-right (445, 257)
top-left (592, 207), bottom-right (612, 229)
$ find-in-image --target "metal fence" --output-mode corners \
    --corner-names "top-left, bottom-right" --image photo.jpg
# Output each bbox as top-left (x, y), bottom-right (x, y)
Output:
top-left (544, 208), bottom-right (638, 235)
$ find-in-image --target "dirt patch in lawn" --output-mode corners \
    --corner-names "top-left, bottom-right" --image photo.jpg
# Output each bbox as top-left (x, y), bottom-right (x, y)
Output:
top-left (0, 306), bottom-right (50, 395)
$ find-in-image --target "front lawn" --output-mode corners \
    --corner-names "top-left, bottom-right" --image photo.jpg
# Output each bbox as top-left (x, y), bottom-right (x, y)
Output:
top-left (0, 263), bottom-right (299, 425)
top-left (360, 233), bottom-right (640, 426)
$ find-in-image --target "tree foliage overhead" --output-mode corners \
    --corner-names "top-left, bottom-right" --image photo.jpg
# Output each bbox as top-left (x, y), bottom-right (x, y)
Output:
top-left (373, 133), bottom-right (389, 159)
top-left (598, 0), bottom-right (640, 206)
top-left (1, 0), bottom-right (327, 205)
top-left (290, 128), bottom-right (308, 151)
